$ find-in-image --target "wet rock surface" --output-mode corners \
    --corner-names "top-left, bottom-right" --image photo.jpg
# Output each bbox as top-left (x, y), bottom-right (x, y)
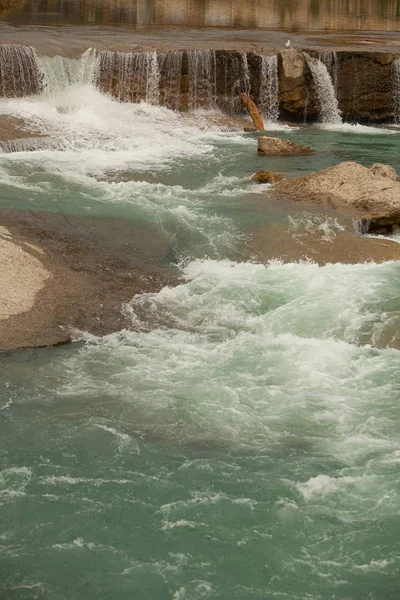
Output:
top-left (0, 209), bottom-right (175, 351)
top-left (251, 170), bottom-right (285, 183)
top-left (273, 161), bottom-right (400, 229)
top-left (258, 136), bottom-right (315, 155)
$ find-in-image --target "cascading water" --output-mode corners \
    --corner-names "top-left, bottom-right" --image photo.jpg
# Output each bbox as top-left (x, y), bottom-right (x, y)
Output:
top-left (187, 50), bottom-right (217, 111)
top-left (258, 55), bottom-right (279, 122)
top-left (241, 52), bottom-right (251, 98)
top-left (36, 48), bottom-right (99, 95)
top-left (392, 58), bottom-right (400, 123)
top-left (0, 46), bottom-right (259, 115)
top-left (218, 51), bottom-right (251, 114)
top-left (307, 56), bottom-right (342, 124)
top-left (321, 51), bottom-right (339, 93)
top-left (0, 44), bottom-right (42, 97)
top-left (157, 50), bottom-right (183, 110)
top-left (97, 50), bottom-right (160, 104)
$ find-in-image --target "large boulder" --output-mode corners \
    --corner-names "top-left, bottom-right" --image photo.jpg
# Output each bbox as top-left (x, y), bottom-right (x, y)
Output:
top-left (274, 161), bottom-right (400, 232)
top-left (258, 136), bottom-right (315, 156)
top-left (251, 170), bottom-right (285, 184)
top-left (278, 49), bottom-right (317, 120)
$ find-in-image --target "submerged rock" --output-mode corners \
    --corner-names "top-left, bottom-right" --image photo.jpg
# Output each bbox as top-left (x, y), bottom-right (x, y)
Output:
top-left (274, 161), bottom-right (400, 232)
top-left (0, 209), bottom-right (174, 351)
top-left (258, 136), bottom-right (315, 156)
top-left (251, 170), bottom-right (285, 184)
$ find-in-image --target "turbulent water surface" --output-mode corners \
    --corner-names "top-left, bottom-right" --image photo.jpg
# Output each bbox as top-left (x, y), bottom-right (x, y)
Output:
top-left (1, 51), bottom-right (400, 600)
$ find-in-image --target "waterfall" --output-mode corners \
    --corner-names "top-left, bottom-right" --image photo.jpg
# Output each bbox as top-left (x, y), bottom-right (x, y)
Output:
top-left (187, 50), bottom-right (217, 111)
top-left (218, 51), bottom-right (251, 114)
top-left (157, 51), bottom-right (183, 110)
top-left (36, 48), bottom-right (99, 94)
top-left (307, 56), bottom-right (342, 124)
top-left (97, 50), bottom-right (160, 104)
top-left (241, 52), bottom-right (251, 97)
top-left (392, 58), bottom-right (400, 123)
top-left (0, 46), bottom-right (259, 116)
top-left (258, 55), bottom-right (279, 122)
top-left (0, 45), bottom-right (42, 97)
top-left (321, 51), bottom-right (339, 94)
top-left (355, 219), bottom-right (371, 235)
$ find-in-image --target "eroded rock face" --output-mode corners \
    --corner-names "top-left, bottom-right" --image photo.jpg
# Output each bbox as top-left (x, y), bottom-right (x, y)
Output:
top-left (278, 49), bottom-right (317, 120)
top-left (258, 136), bottom-right (315, 155)
top-left (251, 170), bottom-right (285, 184)
top-left (335, 52), bottom-right (395, 122)
top-left (273, 161), bottom-right (400, 231)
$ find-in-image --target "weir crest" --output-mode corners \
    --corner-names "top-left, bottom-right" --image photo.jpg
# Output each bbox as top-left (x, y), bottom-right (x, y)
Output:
top-left (2, 44), bottom-right (400, 124)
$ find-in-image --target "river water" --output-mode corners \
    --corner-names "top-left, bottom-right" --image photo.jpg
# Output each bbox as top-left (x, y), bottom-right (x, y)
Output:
top-left (1, 49), bottom-right (400, 599)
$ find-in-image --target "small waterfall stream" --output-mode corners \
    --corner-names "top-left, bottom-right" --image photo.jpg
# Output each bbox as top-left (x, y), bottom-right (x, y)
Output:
top-left (157, 50), bottom-right (183, 110)
top-left (97, 50), bottom-right (160, 104)
top-left (307, 56), bottom-right (342, 124)
top-left (0, 44), bottom-right (42, 97)
top-left (187, 50), bottom-right (217, 110)
top-left (392, 58), bottom-right (400, 123)
top-left (321, 51), bottom-right (339, 94)
top-left (37, 48), bottom-right (99, 94)
top-left (258, 55), bottom-right (279, 122)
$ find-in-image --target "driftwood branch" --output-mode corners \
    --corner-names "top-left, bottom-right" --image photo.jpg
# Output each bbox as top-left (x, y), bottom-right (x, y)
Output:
top-left (241, 93), bottom-right (264, 131)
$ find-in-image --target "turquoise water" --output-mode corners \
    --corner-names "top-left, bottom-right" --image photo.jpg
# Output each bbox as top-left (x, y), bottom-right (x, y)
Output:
top-left (1, 71), bottom-right (400, 599)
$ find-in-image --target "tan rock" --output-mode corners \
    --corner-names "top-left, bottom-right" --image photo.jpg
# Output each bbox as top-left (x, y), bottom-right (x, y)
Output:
top-left (278, 49), bottom-right (317, 118)
top-left (251, 171), bottom-right (285, 184)
top-left (258, 136), bottom-right (315, 156)
top-left (0, 226), bottom-right (49, 321)
top-left (274, 161), bottom-right (400, 230)
top-left (369, 163), bottom-right (399, 181)
top-left (280, 48), bottom-right (306, 80)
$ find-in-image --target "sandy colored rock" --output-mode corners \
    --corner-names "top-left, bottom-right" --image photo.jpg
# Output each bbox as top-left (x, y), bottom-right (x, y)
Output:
top-left (0, 226), bottom-right (49, 320)
top-left (274, 161), bottom-right (400, 229)
top-left (251, 170), bottom-right (285, 184)
top-left (278, 48), bottom-right (317, 120)
top-left (369, 163), bottom-right (399, 181)
top-left (258, 136), bottom-right (315, 156)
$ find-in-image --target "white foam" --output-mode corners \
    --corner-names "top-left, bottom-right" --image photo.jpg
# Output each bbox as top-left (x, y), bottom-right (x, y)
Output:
top-left (317, 122), bottom-right (398, 134)
top-left (296, 473), bottom-right (374, 500)
top-left (56, 259), bottom-right (400, 463)
top-left (261, 121), bottom-right (299, 132)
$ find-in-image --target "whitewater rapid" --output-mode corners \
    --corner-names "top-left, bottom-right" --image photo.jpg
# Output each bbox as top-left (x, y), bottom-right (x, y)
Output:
top-left (1, 48), bottom-right (400, 600)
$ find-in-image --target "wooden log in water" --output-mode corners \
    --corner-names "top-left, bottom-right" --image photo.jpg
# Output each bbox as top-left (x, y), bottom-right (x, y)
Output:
top-left (240, 93), bottom-right (264, 131)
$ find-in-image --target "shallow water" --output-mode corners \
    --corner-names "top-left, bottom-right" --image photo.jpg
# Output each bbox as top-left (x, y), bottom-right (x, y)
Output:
top-left (1, 57), bottom-right (400, 600)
